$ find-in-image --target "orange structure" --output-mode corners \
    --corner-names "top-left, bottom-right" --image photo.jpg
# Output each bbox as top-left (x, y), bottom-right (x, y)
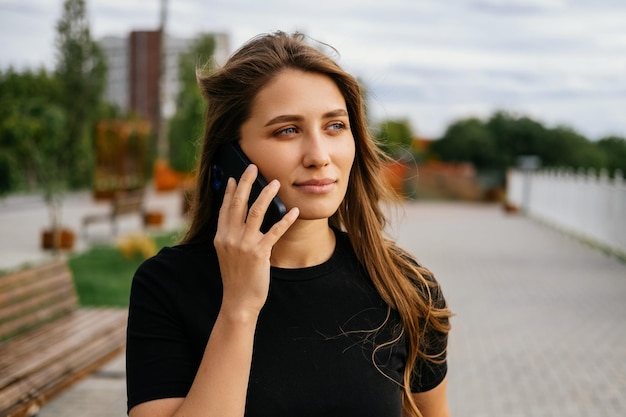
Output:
top-left (94, 120), bottom-right (150, 200)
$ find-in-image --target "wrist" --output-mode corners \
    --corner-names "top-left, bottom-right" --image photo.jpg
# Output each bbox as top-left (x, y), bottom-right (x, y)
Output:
top-left (218, 302), bottom-right (261, 327)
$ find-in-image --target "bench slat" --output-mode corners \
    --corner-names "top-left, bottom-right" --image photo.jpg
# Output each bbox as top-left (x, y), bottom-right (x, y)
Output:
top-left (113, 197), bottom-right (143, 215)
top-left (0, 272), bottom-right (74, 308)
top-left (82, 189), bottom-right (145, 234)
top-left (0, 344), bottom-right (124, 417)
top-left (0, 280), bottom-right (76, 325)
top-left (0, 259), bottom-right (128, 417)
top-left (0, 309), bottom-right (124, 369)
top-left (0, 317), bottom-right (126, 415)
top-left (0, 260), bottom-right (67, 289)
top-left (0, 309), bottom-right (119, 360)
top-left (0, 297), bottom-right (77, 341)
top-left (0, 309), bottom-right (127, 381)
top-left (0, 259), bottom-right (76, 341)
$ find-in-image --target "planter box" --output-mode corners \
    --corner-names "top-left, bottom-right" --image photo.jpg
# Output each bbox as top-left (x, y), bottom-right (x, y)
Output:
top-left (143, 211), bottom-right (164, 227)
top-left (41, 228), bottom-right (75, 250)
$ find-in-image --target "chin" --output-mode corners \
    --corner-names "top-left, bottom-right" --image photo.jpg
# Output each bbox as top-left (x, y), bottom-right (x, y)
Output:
top-left (294, 208), bottom-right (339, 222)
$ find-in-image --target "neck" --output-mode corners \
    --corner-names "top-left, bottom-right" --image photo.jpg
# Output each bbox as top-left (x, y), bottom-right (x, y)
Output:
top-left (270, 219), bottom-right (336, 268)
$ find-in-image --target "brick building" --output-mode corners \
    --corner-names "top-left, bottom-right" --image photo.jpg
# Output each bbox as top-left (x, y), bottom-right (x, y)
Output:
top-left (100, 31), bottom-right (230, 130)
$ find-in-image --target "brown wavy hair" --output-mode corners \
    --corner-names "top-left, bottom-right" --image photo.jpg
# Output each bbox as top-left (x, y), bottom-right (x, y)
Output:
top-left (182, 31), bottom-right (451, 417)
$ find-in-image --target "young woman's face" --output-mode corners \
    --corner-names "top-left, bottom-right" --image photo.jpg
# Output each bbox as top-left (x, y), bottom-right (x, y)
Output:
top-left (239, 69), bottom-right (355, 221)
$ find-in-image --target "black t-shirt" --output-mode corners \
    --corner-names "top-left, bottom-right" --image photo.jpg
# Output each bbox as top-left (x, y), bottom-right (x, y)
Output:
top-left (126, 230), bottom-right (447, 416)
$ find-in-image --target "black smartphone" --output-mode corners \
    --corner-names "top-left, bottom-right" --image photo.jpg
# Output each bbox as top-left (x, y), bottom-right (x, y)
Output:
top-left (211, 142), bottom-right (287, 233)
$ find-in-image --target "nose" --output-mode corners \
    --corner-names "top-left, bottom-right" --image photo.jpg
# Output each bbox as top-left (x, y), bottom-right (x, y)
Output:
top-left (302, 131), bottom-right (331, 168)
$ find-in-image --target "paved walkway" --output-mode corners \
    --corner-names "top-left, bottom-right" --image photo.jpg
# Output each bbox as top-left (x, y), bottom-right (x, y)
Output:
top-left (3, 200), bottom-right (625, 416)
top-left (391, 203), bottom-right (626, 417)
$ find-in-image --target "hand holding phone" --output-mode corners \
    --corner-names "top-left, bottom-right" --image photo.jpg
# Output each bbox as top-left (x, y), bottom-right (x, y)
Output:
top-left (211, 142), bottom-right (287, 233)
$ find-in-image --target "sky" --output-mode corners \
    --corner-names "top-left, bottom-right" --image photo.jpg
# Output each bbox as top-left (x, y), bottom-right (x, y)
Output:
top-left (1, 0), bottom-right (625, 140)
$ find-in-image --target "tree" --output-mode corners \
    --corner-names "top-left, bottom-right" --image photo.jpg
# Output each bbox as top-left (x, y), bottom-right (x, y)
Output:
top-left (0, 95), bottom-right (68, 246)
top-left (429, 110), bottom-right (615, 182)
top-left (55, 0), bottom-right (107, 187)
top-left (596, 136), bottom-right (626, 176)
top-left (167, 34), bottom-right (216, 172)
top-left (22, 100), bottom-right (68, 234)
top-left (429, 118), bottom-right (501, 169)
top-left (0, 68), bottom-right (62, 194)
top-left (374, 119), bottom-right (414, 158)
top-left (486, 111), bottom-right (548, 166)
top-left (0, 152), bottom-right (16, 196)
top-left (543, 126), bottom-right (606, 170)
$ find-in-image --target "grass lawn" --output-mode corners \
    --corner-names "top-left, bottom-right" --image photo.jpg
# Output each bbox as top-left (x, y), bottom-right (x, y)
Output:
top-left (69, 230), bottom-right (183, 307)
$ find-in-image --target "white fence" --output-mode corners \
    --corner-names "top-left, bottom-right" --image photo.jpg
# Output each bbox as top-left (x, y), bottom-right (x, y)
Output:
top-left (507, 168), bottom-right (626, 257)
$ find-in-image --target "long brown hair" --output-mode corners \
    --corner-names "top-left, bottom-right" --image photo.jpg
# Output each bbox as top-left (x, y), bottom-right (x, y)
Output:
top-left (183, 31), bottom-right (451, 417)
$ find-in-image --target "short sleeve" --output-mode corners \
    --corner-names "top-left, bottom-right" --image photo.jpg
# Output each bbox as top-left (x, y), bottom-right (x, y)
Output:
top-left (409, 334), bottom-right (448, 392)
top-left (410, 272), bottom-right (449, 393)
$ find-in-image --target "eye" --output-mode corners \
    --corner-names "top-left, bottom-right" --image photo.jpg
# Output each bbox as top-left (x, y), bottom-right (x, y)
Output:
top-left (275, 126), bottom-right (298, 137)
top-left (327, 122), bottom-right (348, 132)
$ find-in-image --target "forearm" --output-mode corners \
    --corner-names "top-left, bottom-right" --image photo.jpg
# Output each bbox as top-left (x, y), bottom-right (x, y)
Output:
top-left (173, 309), bottom-right (259, 417)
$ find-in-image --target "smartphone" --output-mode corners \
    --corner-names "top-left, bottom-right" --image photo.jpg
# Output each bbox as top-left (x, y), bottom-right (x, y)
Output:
top-left (211, 142), bottom-right (287, 233)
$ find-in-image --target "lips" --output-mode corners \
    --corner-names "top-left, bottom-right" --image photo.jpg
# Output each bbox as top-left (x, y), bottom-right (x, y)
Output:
top-left (295, 178), bottom-right (335, 186)
top-left (294, 178), bottom-right (337, 194)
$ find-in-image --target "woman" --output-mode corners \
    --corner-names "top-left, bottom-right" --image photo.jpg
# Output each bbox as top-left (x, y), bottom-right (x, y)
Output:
top-left (126, 31), bottom-right (451, 417)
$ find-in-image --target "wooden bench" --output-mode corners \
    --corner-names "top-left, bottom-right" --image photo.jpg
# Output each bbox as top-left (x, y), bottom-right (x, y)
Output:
top-left (82, 189), bottom-right (146, 237)
top-left (0, 259), bottom-right (128, 417)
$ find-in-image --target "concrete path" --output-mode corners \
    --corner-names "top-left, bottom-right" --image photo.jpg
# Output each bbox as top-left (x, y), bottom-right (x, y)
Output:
top-left (4, 200), bottom-right (624, 416)
top-left (390, 203), bottom-right (626, 417)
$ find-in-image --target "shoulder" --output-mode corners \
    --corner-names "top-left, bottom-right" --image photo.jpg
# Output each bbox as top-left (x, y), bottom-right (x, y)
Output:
top-left (131, 240), bottom-right (219, 301)
top-left (393, 244), bottom-right (446, 305)
top-left (137, 241), bottom-right (214, 274)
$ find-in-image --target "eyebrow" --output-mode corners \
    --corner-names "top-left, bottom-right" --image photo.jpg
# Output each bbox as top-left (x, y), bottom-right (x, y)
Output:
top-left (264, 109), bottom-right (349, 127)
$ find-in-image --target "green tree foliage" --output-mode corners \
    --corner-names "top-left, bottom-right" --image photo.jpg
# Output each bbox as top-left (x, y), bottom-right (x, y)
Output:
top-left (55, 0), bottom-right (107, 187)
top-left (374, 119), bottom-right (414, 158)
top-left (0, 95), bottom-right (67, 225)
top-left (167, 34), bottom-right (216, 172)
top-left (0, 68), bottom-right (62, 102)
top-left (544, 126), bottom-right (606, 170)
top-left (596, 136), bottom-right (626, 176)
top-left (486, 111), bottom-right (547, 167)
top-left (429, 118), bottom-right (501, 169)
top-left (0, 152), bottom-right (16, 195)
top-left (429, 111), bottom-right (623, 180)
top-left (21, 100), bottom-right (68, 228)
top-left (0, 69), bottom-right (62, 194)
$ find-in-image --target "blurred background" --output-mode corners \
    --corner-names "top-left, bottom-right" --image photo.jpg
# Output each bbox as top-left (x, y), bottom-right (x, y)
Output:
top-left (1, 0), bottom-right (625, 252)
top-left (1, 0), bottom-right (625, 217)
top-left (0, 1), bottom-right (625, 416)
top-left (1, 0), bottom-right (625, 265)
